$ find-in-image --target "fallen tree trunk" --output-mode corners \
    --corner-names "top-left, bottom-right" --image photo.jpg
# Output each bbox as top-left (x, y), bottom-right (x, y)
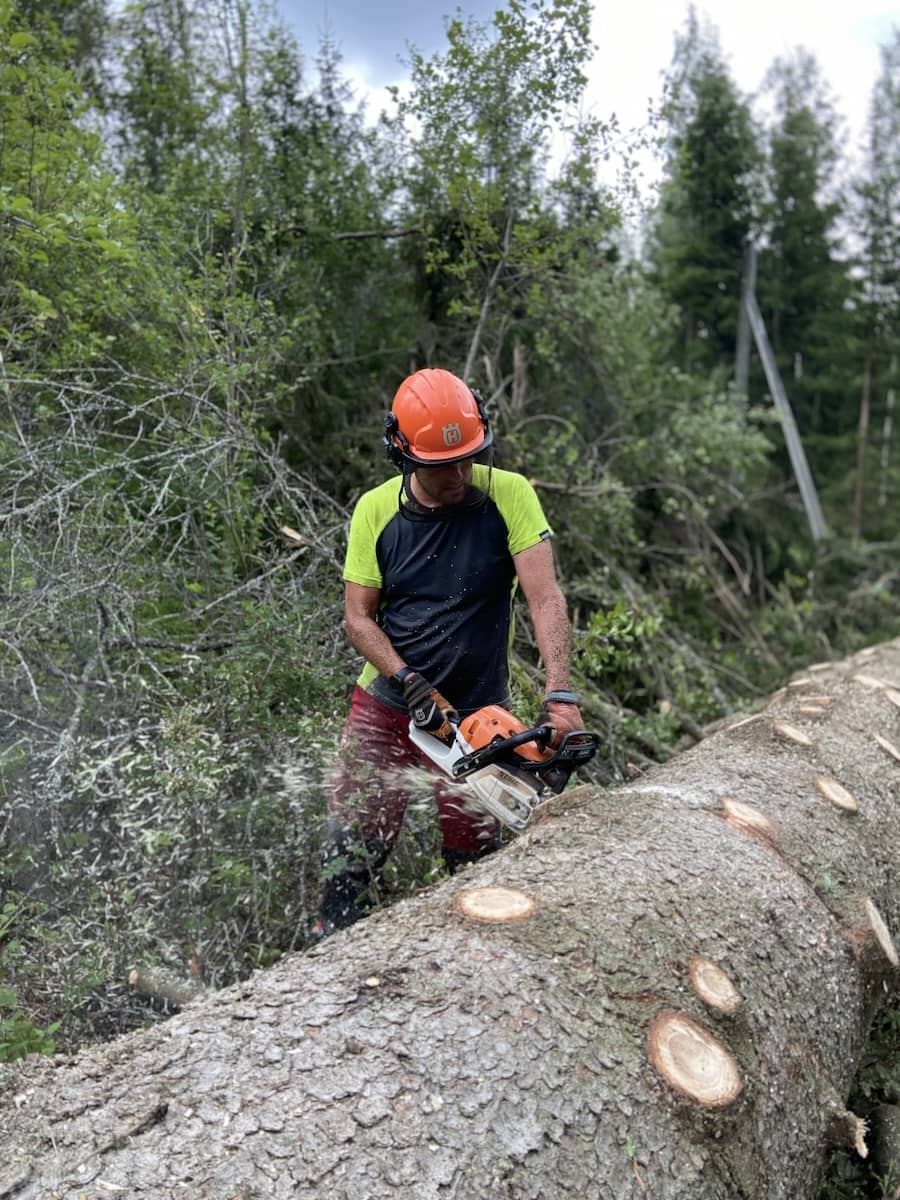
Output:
top-left (2, 641), bottom-right (900, 1200)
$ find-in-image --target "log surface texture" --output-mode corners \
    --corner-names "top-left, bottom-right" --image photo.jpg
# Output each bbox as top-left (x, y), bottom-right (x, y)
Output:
top-left (1, 641), bottom-right (899, 1200)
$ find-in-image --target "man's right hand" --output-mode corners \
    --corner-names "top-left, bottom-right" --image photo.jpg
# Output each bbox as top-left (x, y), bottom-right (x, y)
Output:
top-left (402, 672), bottom-right (459, 741)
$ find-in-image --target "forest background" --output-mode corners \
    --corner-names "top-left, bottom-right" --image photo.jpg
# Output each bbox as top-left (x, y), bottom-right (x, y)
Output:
top-left (0, 0), bottom-right (898, 1193)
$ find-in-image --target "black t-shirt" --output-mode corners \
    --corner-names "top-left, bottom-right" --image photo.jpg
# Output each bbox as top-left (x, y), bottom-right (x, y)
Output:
top-left (342, 465), bottom-right (552, 714)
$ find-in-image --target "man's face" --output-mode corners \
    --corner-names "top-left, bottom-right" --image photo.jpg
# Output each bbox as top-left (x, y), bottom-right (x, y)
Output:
top-left (413, 458), bottom-right (474, 507)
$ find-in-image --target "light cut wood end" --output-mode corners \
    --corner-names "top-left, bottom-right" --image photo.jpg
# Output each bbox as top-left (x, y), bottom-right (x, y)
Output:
top-left (884, 688), bottom-right (900, 711)
top-left (456, 886), bottom-right (537, 924)
top-left (772, 720), bottom-right (815, 748)
top-left (648, 1010), bottom-right (742, 1108)
top-left (721, 796), bottom-right (775, 836)
top-left (815, 774), bottom-right (859, 814)
top-left (853, 672), bottom-right (889, 689)
top-left (726, 713), bottom-right (764, 732)
top-left (865, 899), bottom-right (900, 968)
top-left (806, 695), bottom-right (834, 708)
top-left (798, 705), bottom-right (828, 719)
top-left (787, 677), bottom-right (815, 691)
top-left (279, 525), bottom-right (305, 545)
top-left (874, 733), bottom-right (900, 763)
top-left (689, 956), bottom-right (741, 1014)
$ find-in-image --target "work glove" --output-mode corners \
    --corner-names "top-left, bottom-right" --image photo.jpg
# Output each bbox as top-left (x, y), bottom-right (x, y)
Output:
top-left (402, 671), bottom-right (459, 743)
top-left (538, 690), bottom-right (585, 749)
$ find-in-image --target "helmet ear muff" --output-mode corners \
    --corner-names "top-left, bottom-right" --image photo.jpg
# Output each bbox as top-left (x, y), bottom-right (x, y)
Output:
top-left (470, 387), bottom-right (490, 437)
top-left (383, 411), bottom-right (408, 469)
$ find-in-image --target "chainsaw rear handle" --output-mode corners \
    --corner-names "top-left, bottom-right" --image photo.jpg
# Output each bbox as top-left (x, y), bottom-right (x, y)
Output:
top-left (451, 725), bottom-right (599, 781)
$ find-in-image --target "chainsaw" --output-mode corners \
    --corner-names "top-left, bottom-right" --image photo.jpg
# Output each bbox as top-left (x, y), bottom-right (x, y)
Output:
top-left (409, 704), bottom-right (599, 834)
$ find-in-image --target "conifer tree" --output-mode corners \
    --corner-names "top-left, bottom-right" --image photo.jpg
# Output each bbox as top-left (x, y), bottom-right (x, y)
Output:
top-left (757, 50), bottom-right (855, 453)
top-left (647, 9), bottom-right (762, 374)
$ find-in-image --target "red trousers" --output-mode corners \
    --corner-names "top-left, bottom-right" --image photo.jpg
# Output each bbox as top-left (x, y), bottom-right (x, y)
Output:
top-left (328, 685), bottom-right (498, 853)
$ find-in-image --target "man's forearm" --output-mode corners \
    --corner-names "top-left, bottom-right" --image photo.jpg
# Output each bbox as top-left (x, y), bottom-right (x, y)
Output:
top-left (346, 615), bottom-right (405, 679)
top-left (530, 587), bottom-right (573, 692)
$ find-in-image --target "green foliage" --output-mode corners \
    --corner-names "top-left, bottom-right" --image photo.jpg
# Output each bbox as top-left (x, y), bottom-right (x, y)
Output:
top-left (0, 990), bottom-right (58, 1063)
top-left (578, 602), bottom-right (662, 685)
top-left (0, 900), bottom-right (59, 1062)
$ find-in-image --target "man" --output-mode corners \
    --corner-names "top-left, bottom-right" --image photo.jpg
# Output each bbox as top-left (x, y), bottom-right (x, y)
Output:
top-left (311, 367), bottom-right (583, 939)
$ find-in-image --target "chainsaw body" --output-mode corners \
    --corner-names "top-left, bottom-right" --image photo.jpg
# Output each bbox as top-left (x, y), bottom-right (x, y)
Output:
top-left (409, 703), bottom-right (598, 834)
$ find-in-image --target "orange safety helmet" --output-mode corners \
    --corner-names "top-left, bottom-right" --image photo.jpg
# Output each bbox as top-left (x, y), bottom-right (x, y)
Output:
top-left (383, 368), bottom-right (492, 468)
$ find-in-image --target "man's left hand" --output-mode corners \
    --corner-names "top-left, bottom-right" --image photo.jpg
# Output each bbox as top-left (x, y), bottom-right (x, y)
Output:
top-left (538, 692), bottom-right (584, 748)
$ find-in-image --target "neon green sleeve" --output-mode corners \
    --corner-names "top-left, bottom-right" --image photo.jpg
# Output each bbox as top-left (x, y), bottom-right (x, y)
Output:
top-left (342, 479), bottom-right (400, 588)
top-left (479, 466), bottom-right (553, 555)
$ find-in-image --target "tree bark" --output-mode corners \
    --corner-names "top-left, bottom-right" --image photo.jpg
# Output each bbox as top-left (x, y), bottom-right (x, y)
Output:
top-left (2, 641), bottom-right (900, 1200)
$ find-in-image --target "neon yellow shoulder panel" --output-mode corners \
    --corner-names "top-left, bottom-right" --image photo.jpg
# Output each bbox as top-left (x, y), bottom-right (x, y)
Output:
top-left (342, 466), bottom-right (551, 590)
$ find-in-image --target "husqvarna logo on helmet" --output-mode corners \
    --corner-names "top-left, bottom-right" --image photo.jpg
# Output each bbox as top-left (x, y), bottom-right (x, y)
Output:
top-left (442, 422), bottom-right (462, 447)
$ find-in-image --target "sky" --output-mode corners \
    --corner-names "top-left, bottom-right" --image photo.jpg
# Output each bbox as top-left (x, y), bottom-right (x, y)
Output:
top-left (275, 0), bottom-right (897, 188)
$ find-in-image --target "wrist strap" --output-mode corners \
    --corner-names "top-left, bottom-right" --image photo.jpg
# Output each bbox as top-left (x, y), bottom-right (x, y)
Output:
top-left (393, 666), bottom-right (418, 685)
top-left (544, 689), bottom-right (581, 705)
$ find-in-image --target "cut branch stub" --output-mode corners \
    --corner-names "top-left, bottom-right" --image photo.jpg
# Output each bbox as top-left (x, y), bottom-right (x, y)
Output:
top-left (726, 713), bottom-right (764, 732)
top-left (128, 967), bottom-right (206, 1008)
top-left (874, 733), bottom-right (900, 764)
top-left (798, 706), bottom-right (828, 719)
top-left (689, 956), bottom-right (741, 1014)
top-left (884, 688), bottom-right (900, 711)
top-left (864, 899), bottom-right (900, 969)
top-left (853, 672), bottom-right (889, 689)
top-left (814, 774), bottom-right (859, 814)
top-left (721, 796), bottom-right (775, 837)
top-left (772, 721), bottom-right (816, 748)
top-left (455, 886), bottom-right (537, 924)
top-left (825, 1097), bottom-right (870, 1158)
top-left (648, 1010), bottom-right (743, 1108)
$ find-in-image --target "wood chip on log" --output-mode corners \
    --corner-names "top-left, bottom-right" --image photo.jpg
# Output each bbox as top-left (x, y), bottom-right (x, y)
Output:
top-left (885, 688), bottom-right (900, 710)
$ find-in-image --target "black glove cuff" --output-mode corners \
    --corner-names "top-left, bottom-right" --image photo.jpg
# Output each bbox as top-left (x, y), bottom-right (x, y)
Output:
top-left (544, 689), bottom-right (581, 705)
top-left (393, 666), bottom-right (419, 685)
